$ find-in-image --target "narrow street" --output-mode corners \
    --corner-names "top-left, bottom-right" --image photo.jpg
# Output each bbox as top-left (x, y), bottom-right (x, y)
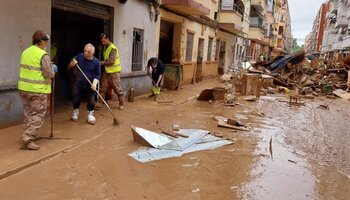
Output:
top-left (0, 78), bottom-right (349, 200)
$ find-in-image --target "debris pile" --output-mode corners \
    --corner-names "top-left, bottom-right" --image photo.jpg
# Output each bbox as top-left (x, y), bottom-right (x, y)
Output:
top-left (251, 50), bottom-right (350, 96)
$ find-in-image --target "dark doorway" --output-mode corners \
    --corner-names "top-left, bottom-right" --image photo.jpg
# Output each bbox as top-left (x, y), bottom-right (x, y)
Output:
top-left (159, 20), bottom-right (174, 64)
top-left (218, 41), bottom-right (226, 75)
top-left (196, 38), bottom-right (204, 82)
top-left (51, 8), bottom-right (106, 104)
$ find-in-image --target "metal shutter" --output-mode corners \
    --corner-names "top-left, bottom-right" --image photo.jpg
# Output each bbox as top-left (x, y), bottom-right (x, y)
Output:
top-left (52, 0), bottom-right (111, 20)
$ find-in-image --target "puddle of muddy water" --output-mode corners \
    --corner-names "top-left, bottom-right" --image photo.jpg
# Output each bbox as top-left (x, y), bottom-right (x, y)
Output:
top-left (235, 96), bottom-right (350, 200)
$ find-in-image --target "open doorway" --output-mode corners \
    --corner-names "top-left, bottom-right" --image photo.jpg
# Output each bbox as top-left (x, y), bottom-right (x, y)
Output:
top-left (218, 41), bottom-right (226, 75)
top-left (159, 20), bottom-right (174, 64)
top-left (51, 0), bottom-right (112, 105)
top-left (196, 38), bottom-right (204, 82)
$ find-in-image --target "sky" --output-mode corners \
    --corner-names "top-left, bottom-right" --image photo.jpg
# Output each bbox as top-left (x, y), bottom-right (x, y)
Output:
top-left (289, 0), bottom-right (326, 45)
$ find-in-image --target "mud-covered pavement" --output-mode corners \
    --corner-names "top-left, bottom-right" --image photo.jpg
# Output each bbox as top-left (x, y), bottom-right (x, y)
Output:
top-left (0, 78), bottom-right (349, 200)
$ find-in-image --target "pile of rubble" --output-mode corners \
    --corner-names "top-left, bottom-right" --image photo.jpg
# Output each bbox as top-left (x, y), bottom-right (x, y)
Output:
top-left (251, 50), bottom-right (350, 96)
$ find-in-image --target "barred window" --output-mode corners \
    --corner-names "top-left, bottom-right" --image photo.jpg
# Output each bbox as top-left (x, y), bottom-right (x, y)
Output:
top-left (185, 32), bottom-right (194, 61)
top-left (207, 38), bottom-right (213, 61)
top-left (132, 28), bottom-right (144, 71)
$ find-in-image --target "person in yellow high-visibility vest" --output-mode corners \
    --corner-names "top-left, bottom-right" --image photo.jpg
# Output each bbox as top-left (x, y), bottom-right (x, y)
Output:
top-left (97, 33), bottom-right (125, 110)
top-left (18, 30), bottom-right (58, 150)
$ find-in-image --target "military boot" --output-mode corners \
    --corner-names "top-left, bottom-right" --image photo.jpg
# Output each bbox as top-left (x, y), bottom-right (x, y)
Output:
top-left (118, 94), bottom-right (124, 110)
top-left (21, 140), bottom-right (40, 150)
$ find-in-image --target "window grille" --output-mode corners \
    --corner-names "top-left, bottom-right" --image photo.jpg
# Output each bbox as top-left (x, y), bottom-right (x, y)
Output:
top-left (132, 28), bottom-right (144, 71)
top-left (185, 32), bottom-right (194, 61)
top-left (207, 38), bottom-right (213, 61)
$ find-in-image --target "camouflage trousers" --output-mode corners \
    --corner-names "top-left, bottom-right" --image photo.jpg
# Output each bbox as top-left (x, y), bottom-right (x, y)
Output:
top-left (19, 91), bottom-right (48, 142)
top-left (100, 72), bottom-right (124, 98)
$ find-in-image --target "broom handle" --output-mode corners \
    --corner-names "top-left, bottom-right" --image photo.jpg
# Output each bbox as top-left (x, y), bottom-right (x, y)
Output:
top-left (75, 64), bottom-right (118, 120)
top-left (50, 76), bottom-right (55, 137)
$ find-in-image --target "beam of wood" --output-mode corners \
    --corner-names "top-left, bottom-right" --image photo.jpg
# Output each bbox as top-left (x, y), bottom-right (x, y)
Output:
top-left (160, 129), bottom-right (178, 138)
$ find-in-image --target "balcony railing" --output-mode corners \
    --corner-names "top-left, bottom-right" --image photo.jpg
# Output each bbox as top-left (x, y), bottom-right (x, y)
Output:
top-left (220, 2), bottom-right (244, 16)
top-left (249, 17), bottom-right (264, 29)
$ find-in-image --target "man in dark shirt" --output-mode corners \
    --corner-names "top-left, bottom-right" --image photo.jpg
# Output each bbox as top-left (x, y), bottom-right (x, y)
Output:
top-left (69, 43), bottom-right (101, 125)
top-left (147, 57), bottom-right (164, 100)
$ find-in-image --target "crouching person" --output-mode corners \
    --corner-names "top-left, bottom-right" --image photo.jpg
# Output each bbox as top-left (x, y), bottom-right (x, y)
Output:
top-left (69, 43), bottom-right (101, 125)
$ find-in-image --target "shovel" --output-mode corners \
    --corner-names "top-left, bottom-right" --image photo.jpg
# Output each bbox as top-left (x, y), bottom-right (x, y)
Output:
top-left (148, 75), bottom-right (173, 103)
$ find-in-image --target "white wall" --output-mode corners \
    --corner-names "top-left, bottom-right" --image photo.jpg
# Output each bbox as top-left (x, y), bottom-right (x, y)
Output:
top-left (91, 0), bottom-right (158, 74)
top-left (217, 30), bottom-right (237, 72)
top-left (0, 0), bottom-right (50, 126)
top-left (0, 0), bottom-right (51, 89)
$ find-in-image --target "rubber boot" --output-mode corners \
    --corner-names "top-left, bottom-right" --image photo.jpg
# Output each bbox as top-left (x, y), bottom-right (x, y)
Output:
top-left (118, 94), bottom-right (124, 110)
top-left (71, 109), bottom-right (79, 122)
top-left (87, 110), bottom-right (96, 125)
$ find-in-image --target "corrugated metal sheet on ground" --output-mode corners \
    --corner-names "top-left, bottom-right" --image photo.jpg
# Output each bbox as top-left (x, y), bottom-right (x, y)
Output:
top-left (159, 129), bottom-right (209, 151)
top-left (133, 127), bottom-right (173, 148)
top-left (128, 130), bottom-right (233, 163)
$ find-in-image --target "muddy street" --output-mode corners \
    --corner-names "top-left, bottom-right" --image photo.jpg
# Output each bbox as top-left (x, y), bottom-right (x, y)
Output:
top-left (0, 79), bottom-right (349, 200)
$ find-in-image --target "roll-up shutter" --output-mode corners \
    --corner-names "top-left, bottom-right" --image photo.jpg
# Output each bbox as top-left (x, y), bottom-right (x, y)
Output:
top-left (52, 0), bottom-right (111, 20)
top-left (160, 20), bottom-right (174, 40)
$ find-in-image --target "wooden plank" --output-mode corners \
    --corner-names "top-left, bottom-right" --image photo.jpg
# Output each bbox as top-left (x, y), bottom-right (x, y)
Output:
top-left (217, 120), bottom-right (250, 131)
top-left (160, 129), bottom-right (178, 138)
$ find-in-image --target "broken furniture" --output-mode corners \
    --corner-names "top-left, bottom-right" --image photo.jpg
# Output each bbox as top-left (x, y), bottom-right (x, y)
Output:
top-left (289, 94), bottom-right (302, 105)
top-left (242, 73), bottom-right (262, 98)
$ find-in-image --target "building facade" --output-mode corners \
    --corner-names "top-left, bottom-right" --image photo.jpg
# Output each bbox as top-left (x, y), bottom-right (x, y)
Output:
top-left (306, 2), bottom-right (329, 55)
top-left (0, 0), bottom-right (159, 127)
top-left (0, 0), bottom-right (293, 127)
top-left (320, 0), bottom-right (350, 59)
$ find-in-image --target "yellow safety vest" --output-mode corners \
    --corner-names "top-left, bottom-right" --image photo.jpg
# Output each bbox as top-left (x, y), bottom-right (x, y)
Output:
top-left (103, 43), bottom-right (121, 73)
top-left (18, 45), bottom-right (51, 94)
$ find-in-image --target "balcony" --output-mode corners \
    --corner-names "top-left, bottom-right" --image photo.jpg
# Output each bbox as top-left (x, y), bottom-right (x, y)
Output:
top-left (220, 2), bottom-right (244, 16)
top-left (251, 0), bottom-right (264, 13)
top-left (218, 2), bottom-right (244, 34)
top-left (219, 23), bottom-right (244, 35)
top-left (161, 0), bottom-right (210, 15)
top-left (249, 17), bottom-right (264, 29)
top-left (248, 27), bottom-right (264, 44)
top-left (335, 17), bottom-right (348, 28)
top-left (218, 2), bottom-right (243, 25)
top-left (327, 33), bottom-right (336, 46)
top-left (332, 34), bottom-right (345, 50)
top-left (342, 36), bottom-right (350, 48)
top-left (332, 41), bottom-right (343, 50)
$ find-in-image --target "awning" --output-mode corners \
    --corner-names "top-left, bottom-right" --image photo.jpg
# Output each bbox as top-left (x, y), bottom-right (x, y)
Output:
top-left (162, 0), bottom-right (210, 16)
